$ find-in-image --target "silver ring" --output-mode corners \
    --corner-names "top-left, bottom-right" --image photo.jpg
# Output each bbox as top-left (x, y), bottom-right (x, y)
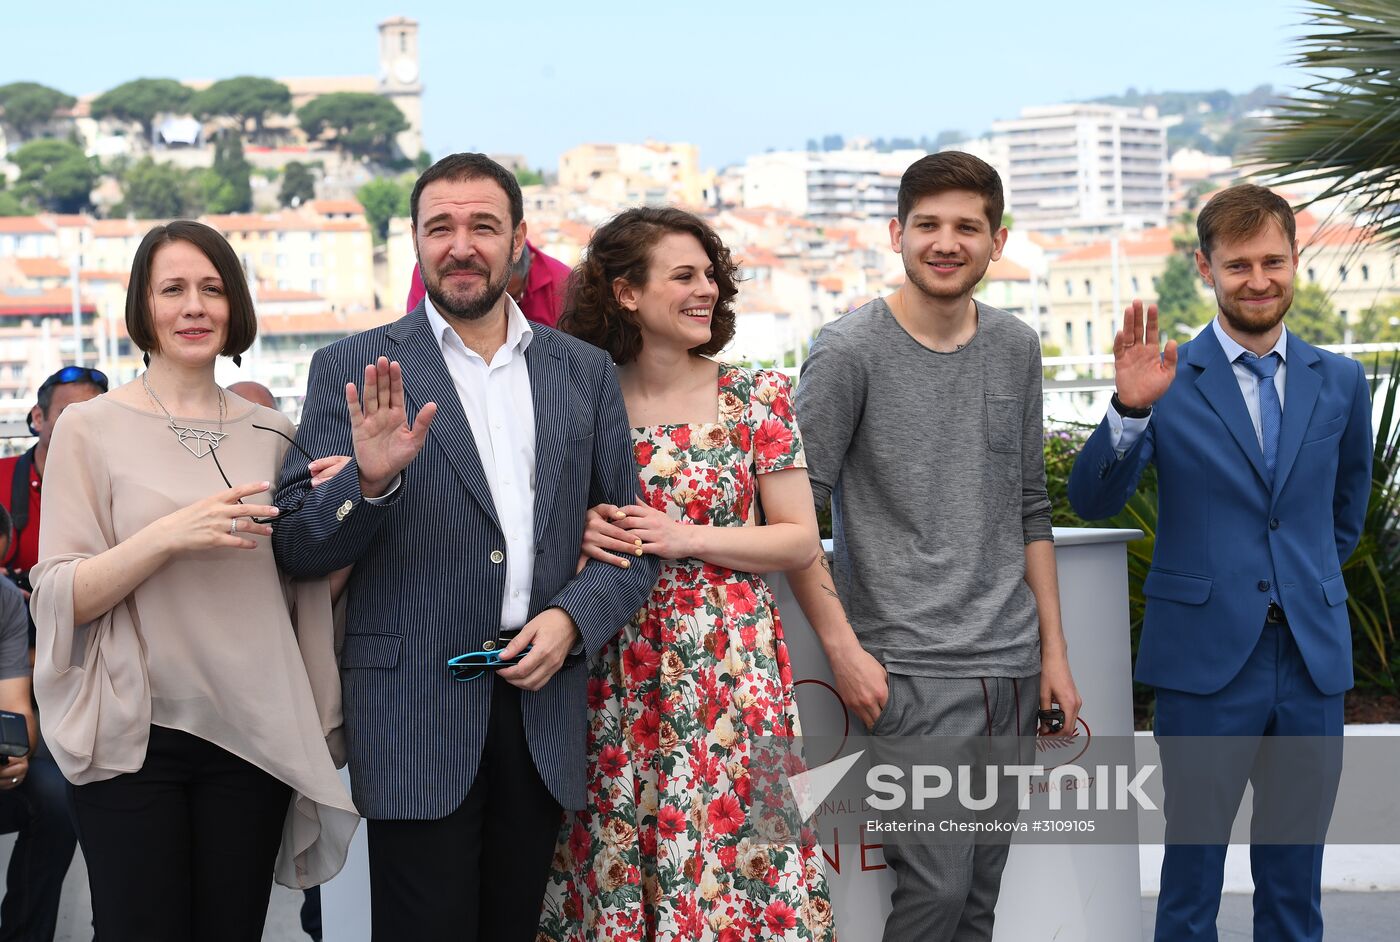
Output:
top-left (229, 518), bottom-right (239, 535)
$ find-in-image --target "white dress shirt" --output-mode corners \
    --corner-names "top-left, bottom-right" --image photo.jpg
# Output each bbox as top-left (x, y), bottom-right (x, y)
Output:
top-left (1109, 316), bottom-right (1289, 456)
top-left (426, 294), bottom-right (537, 631)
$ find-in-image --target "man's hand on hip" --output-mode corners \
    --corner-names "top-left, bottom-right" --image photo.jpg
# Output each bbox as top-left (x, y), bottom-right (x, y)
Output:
top-left (497, 607), bottom-right (581, 692)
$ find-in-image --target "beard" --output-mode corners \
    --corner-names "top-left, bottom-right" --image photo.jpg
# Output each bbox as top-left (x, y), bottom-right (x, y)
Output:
top-left (902, 252), bottom-right (992, 301)
top-left (422, 257), bottom-right (512, 322)
top-left (1214, 281), bottom-right (1293, 336)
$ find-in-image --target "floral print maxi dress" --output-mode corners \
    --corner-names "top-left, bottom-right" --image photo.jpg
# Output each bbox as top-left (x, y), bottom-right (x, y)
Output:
top-left (539, 364), bottom-right (836, 942)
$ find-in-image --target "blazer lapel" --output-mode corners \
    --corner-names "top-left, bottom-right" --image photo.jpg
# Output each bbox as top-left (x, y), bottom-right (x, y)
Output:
top-left (525, 331), bottom-right (568, 544)
top-left (1270, 334), bottom-right (1322, 501)
top-left (1188, 329), bottom-right (1271, 487)
top-left (388, 306), bottom-right (501, 529)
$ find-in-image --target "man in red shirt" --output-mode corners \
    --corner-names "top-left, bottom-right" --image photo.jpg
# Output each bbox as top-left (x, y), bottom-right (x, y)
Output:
top-left (0, 366), bottom-right (108, 591)
top-left (404, 239), bottom-right (572, 326)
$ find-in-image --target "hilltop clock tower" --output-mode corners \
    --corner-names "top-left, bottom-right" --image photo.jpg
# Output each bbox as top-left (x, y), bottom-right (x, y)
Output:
top-left (378, 16), bottom-right (424, 159)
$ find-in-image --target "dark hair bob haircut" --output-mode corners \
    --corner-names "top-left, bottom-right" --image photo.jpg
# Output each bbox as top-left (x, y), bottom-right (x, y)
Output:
top-left (126, 221), bottom-right (257, 366)
top-left (559, 207), bottom-right (739, 365)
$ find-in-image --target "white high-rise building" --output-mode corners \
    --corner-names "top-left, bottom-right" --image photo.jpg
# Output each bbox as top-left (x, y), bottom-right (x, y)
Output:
top-left (740, 149), bottom-right (925, 222)
top-left (991, 104), bottom-right (1169, 236)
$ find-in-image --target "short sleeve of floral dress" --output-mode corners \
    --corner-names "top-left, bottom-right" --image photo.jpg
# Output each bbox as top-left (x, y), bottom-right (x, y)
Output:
top-left (539, 363), bottom-right (837, 942)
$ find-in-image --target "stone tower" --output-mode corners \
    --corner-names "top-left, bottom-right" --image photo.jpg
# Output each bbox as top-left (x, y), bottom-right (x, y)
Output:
top-left (378, 16), bottom-right (424, 159)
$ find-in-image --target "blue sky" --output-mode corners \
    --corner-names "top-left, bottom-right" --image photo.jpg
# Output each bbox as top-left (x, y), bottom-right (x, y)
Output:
top-left (7, 1), bottom-right (1317, 169)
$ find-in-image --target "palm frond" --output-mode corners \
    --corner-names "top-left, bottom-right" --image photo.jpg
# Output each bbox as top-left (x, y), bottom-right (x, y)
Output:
top-left (1249, 1), bottom-right (1400, 246)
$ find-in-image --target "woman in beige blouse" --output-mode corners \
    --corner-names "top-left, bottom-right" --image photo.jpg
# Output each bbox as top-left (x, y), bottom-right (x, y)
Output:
top-left (29, 221), bottom-right (357, 941)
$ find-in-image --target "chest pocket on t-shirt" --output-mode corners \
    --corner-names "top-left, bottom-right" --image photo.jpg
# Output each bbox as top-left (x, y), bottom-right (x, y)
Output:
top-left (985, 394), bottom-right (1022, 454)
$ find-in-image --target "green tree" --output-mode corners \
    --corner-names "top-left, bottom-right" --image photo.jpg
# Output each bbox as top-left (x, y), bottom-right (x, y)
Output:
top-left (1155, 253), bottom-right (1213, 330)
top-left (279, 161), bottom-right (317, 207)
top-left (118, 158), bottom-right (191, 218)
top-left (90, 78), bottom-right (193, 144)
top-left (0, 190), bottom-right (29, 215)
top-left (1250, 1), bottom-right (1400, 247)
top-left (1355, 299), bottom-right (1400, 344)
top-left (205, 132), bottom-right (252, 213)
top-left (356, 176), bottom-right (410, 243)
top-left (11, 139), bottom-right (94, 213)
top-left (515, 167), bottom-right (545, 187)
top-left (297, 93), bottom-right (407, 164)
top-left (0, 82), bottom-right (75, 139)
top-left (189, 77), bottom-right (291, 141)
top-left (1285, 282), bottom-right (1345, 344)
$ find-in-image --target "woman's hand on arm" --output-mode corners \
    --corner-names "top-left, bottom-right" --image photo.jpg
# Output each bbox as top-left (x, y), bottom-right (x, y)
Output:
top-left (71, 481), bottom-right (281, 625)
top-left (617, 467), bottom-right (819, 572)
top-left (578, 503), bottom-right (644, 571)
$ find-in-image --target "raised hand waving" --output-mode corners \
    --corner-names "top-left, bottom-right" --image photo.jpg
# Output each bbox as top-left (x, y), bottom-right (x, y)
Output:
top-left (1113, 300), bottom-right (1179, 410)
top-left (347, 357), bottom-right (437, 498)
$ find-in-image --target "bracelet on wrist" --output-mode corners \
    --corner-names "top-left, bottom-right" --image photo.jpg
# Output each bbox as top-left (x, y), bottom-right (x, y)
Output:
top-left (1111, 393), bottom-right (1152, 419)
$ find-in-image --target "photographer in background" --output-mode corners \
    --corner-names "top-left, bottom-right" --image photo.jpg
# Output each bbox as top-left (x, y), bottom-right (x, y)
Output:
top-left (0, 367), bottom-right (108, 605)
top-left (0, 504), bottom-right (76, 942)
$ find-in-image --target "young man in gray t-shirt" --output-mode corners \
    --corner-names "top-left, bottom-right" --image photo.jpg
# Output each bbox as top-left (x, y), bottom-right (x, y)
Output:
top-left (790, 151), bottom-right (1082, 942)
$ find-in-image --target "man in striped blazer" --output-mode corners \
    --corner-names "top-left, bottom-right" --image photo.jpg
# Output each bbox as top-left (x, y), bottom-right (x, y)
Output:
top-left (273, 153), bottom-right (660, 941)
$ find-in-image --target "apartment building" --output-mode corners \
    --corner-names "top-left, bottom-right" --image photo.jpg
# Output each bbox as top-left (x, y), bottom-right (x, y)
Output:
top-left (739, 149), bottom-right (924, 222)
top-left (991, 104), bottom-right (1170, 237)
top-left (558, 141), bottom-right (711, 207)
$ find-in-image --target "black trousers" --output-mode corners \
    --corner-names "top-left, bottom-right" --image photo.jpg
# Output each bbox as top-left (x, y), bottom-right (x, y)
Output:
top-left (367, 678), bottom-right (564, 942)
top-left (70, 725), bottom-right (291, 942)
top-left (0, 751), bottom-right (78, 942)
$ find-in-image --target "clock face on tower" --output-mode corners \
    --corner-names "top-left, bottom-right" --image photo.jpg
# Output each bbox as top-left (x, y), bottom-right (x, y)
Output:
top-left (393, 56), bottom-right (418, 84)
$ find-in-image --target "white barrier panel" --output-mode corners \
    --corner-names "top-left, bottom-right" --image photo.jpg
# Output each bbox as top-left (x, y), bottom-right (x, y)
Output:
top-left (322, 527), bottom-right (1144, 941)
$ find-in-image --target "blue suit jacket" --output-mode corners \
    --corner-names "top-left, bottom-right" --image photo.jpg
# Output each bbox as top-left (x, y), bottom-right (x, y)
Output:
top-left (1067, 328), bottom-right (1372, 696)
top-left (272, 305), bottom-right (660, 819)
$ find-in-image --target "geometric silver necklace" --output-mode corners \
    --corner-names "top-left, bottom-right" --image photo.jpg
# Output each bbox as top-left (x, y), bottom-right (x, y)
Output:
top-left (141, 371), bottom-right (226, 459)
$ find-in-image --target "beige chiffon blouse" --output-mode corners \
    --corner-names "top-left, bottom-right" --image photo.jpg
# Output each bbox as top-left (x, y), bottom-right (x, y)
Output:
top-left (30, 395), bottom-right (358, 888)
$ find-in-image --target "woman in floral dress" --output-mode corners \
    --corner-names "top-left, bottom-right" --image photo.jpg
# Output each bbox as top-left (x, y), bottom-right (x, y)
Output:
top-left (539, 208), bottom-right (836, 942)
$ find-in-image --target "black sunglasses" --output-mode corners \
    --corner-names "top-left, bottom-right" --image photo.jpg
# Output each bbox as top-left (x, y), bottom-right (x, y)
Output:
top-left (210, 423), bottom-right (316, 525)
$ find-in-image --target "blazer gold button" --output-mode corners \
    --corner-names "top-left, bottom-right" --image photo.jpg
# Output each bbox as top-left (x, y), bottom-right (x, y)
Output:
top-left (490, 550), bottom-right (504, 564)
top-left (482, 640), bottom-right (496, 651)
top-left (336, 499), bottom-right (354, 521)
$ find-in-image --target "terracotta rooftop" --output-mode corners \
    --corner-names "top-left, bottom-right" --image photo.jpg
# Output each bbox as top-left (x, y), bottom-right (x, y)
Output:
top-left (14, 257), bottom-right (68, 279)
top-left (0, 217), bottom-right (52, 234)
top-left (91, 219), bottom-right (146, 237)
top-left (0, 288), bottom-right (95, 316)
top-left (1055, 229), bottom-right (1178, 263)
top-left (306, 200), bottom-right (365, 216)
top-left (985, 257), bottom-right (1031, 281)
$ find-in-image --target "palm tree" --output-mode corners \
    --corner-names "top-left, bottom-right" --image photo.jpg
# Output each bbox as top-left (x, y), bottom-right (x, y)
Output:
top-left (1249, 0), bottom-right (1400, 245)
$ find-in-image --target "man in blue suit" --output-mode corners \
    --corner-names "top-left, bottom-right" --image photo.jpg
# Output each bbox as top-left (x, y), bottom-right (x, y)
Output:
top-left (273, 153), bottom-right (659, 941)
top-left (1068, 184), bottom-right (1372, 941)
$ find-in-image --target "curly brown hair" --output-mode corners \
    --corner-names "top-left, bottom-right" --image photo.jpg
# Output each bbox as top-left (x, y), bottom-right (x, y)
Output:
top-left (559, 207), bottom-right (739, 364)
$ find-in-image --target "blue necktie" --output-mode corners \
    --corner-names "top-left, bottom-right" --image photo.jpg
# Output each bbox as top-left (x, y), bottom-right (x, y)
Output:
top-left (1240, 352), bottom-right (1282, 481)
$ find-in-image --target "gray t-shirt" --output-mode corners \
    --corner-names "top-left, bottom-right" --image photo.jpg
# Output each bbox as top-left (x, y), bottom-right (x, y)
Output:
top-left (0, 579), bottom-right (29, 681)
top-left (796, 298), bottom-right (1052, 677)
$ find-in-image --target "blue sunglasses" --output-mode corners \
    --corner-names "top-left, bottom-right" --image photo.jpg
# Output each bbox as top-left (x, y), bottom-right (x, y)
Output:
top-left (31, 366), bottom-right (110, 434)
top-left (448, 645), bottom-right (533, 682)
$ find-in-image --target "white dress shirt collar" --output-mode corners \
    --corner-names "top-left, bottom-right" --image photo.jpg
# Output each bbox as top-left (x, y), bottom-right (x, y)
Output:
top-left (424, 292), bottom-right (534, 363)
top-left (1211, 315), bottom-right (1288, 364)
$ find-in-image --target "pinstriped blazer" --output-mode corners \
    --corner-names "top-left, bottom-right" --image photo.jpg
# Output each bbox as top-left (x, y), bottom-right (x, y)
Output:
top-left (271, 304), bottom-right (661, 820)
